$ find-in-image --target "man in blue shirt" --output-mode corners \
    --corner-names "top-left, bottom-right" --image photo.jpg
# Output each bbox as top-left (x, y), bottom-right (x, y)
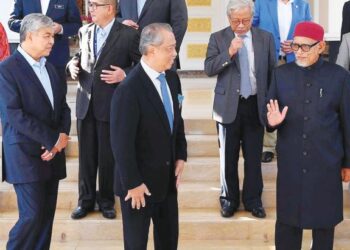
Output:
top-left (0, 13), bottom-right (71, 249)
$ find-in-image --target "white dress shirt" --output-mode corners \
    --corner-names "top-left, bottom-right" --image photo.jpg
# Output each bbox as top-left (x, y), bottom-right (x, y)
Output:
top-left (137, 0), bottom-right (147, 17)
top-left (235, 31), bottom-right (257, 95)
top-left (278, 0), bottom-right (293, 55)
top-left (41, 0), bottom-right (50, 15)
top-left (140, 59), bottom-right (174, 114)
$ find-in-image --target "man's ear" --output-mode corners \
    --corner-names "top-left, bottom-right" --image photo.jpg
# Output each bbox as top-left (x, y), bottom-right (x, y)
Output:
top-left (318, 41), bottom-right (326, 54)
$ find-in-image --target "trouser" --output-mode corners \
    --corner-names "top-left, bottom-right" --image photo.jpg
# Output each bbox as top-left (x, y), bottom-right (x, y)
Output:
top-left (275, 221), bottom-right (335, 250)
top-left (218, 95), bottom-right (264, 210)
top-left (7, 180), bottom-right (59, 250)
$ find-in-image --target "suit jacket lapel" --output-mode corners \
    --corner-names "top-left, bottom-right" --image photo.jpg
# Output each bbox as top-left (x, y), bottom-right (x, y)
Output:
top-left (128, 0), bottom-right (139, 22)
top-left (138, 0), bottom-right (155, 22)
top-left (15, 52), bottom-right (53, 109)
top-left (46, 0), bottom-right (59, 16)
top-left (223, 27), bottom-right (240, 72)
top-left (267, 0), bottom-right (279, 37)
top-left (94, 20), bottom-right (121, 68)
top-left (139, 65), bottom-right (172, 135)
top-left (35, 0), bottom-right (42, 12)
top-left (47, 65), bottom-right (59, 112)
top-left (251, 27), bottom-right (262, 79)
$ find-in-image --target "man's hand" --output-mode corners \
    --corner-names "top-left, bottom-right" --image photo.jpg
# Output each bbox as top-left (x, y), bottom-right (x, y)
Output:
top-left (55, 133), bottom-right (70, 152)
top-left (100, 65), bottom-right (126, 84)
top-left (267, 99), bottom-right (288, 127)
top-left (53, 22), bottom-right (63, 34)
top-left (341, 168), bottom-right (350, 182)
top-left (122, 19), bottom-right (139, 29)
top-left (68, 59), bottom-right (80, 80)
top-left (281, 40), bottom-right (293, 54)
top-left (175, 160), bottom-right (185, 189)
top-left (41, 146), bottom-right (58, 161)
top-left (228, 37), bottom-right (243, 57)
top-left (125, 183), bottom-right (151, 209)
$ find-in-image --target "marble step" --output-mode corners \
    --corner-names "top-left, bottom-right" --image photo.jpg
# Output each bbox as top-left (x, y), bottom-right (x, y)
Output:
top-left (1, 239), bottom-right (350, 250)
top-left (1, 181), bottom-right (349, 211)
top-left (0, 134), bottom-right (219, 158)
top-left (58, 157), bottom-right (277, 183)
top-left (1, 208), bottom-right (350, 242)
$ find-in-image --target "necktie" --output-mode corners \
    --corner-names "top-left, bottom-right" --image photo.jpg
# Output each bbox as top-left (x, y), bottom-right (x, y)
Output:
top-left (157, 73), bottom-right (173, 132)
top-left (238, 35), bottom-right (252, 99)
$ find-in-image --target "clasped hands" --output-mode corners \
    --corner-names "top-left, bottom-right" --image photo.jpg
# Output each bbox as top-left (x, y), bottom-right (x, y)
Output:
top-left (125, 160), bottom-right (185, 209)
top-left (41, 133), bottom-right (70, 161)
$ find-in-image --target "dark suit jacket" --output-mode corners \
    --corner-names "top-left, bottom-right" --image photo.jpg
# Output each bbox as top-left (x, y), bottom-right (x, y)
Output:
top-left (117, 0), bottom-right (188, 67)
top-left (110, 63), bottom-right (187, 202)
top-left (8, 0), bottom-right (82, 66)
top-left (68, 20), bottom-right (141, 122)
top-left (0, 51), bottom-right (71, 184)
top-left (204, 27), bottom-right (276, 125)
top-left (342, 1), bottom-right (350, 38)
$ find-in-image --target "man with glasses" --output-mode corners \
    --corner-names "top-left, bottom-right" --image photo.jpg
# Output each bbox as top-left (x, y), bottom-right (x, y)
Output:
top-left (267, 21), bottom-right (350, 250)
top-left (67, 0), bottom-right (141, 220)
top-left (205, 0), bottom-right (275, 219)
top-left (253, 0), bottom-right (312, 164)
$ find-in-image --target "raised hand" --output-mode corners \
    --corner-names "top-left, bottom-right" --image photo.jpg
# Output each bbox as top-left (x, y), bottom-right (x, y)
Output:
top-left (228, 37), bottom-right (243, 57)
top-left (267, 99), bottom-right (288, 127)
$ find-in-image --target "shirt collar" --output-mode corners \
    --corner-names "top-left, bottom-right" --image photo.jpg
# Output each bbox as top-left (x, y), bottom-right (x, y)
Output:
top-left (17, 45), bottom-right (46, 69)
top-left (96, 18), bottom-right (115, 37)
top-left (140, 59), bottom-right (165, 81)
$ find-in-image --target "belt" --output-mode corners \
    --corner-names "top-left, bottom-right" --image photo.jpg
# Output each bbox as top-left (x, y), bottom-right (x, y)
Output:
top-left (239, 94), bottom-right (257, 100)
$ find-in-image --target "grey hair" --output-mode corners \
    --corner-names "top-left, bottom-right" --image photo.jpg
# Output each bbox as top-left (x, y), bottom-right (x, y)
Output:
top-left (139, 23), bottom-right (173, 55)
top-left (20, 13), bottom-right (53, 43)
top-left (226, 0), bottom-right (255, 17)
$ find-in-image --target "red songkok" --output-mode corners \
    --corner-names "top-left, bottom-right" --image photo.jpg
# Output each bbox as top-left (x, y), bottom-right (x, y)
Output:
top-left (293, 21), bottom-right (324, 41)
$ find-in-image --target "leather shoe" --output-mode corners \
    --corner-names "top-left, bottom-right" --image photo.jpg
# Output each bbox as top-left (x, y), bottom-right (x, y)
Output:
top-left (246, 207), bottom-right (266, 218)
top-left (100, 208), bottom-right (116, 219)
top-left (71, 206), bottom-right (93, 219)
top-left (221, 207), bottom-right (235, 218)
top-left (261, 151), bottom-right (274, 163)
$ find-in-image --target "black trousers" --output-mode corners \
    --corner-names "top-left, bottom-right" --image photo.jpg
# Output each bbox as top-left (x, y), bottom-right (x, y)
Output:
top-left (77, 105), bottom-right (115, 209)
top-left (120, 192), bottom-right (179, 250)
top-left (7, 180), bottom-right (59, 250)
top-left (218, 95), bottom-right (264, 210)
top-left (275, 221), bottom-right (335, 250)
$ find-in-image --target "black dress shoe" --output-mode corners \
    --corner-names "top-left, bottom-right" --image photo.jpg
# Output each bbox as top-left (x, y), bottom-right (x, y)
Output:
top-left (220, 207), bottom-right (235, 218)
top-left (261, 151), bottom-right (274, 163)
top-left (246, 207), bottom-right (266, 218)
top-left (100, 208), bottom-right (116, 219)
top-left (71, 206), bottom-right (93, 219)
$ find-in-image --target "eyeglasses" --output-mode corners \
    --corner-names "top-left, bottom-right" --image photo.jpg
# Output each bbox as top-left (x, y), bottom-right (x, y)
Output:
top-left (230, 18), bottom-right (251, 26)
top-left (88, 2), bottom-right (111, 10)
top-left (290, 41), bottom-right (319, 52)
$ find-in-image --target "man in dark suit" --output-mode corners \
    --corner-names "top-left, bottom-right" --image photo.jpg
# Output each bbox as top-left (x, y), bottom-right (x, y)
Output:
top-left (110, 23), bottom-right (187, 250)
top-left (67, 0), bottom-right (141, 220)
top-left (204, 0), bottom-right (276, 219)
top-left (8, 0), bottom-right (82, 83)
top-left (117, 0), bottom-right (188, 69)
top-left (0, 13), bottom-right (71, 250)
top-left (267, 21), bottom-right (350, 250)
